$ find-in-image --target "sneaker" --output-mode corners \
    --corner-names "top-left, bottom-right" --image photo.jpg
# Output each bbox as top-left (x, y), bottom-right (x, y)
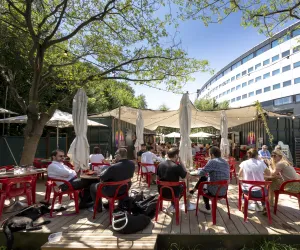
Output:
top-left (199, 205), bottom-right (211, 215)
top-left (167, 205), bottom-right (175, 213)
top-left (88, 206), bottom-right (94, 212)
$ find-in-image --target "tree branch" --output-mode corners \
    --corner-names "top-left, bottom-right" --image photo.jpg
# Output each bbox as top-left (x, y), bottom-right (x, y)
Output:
top-left (45, 0), bottom-right (116, 48)
top-left (5, 0), bottom-right (25, 16)
top-left (24, 0), bottom-right (37, 41)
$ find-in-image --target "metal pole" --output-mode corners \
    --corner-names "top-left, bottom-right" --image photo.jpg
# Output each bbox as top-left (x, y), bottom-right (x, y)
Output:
top-left (118, 107), bottom-right (121, 149)
top-left (57, 121), bottom-right (59, 149)
top-left (3, 137), bottom-right (18, 165)
top-left (2, 86), bottom-right (8, 135)
top-left (255, 109), bottom-right (259, 149)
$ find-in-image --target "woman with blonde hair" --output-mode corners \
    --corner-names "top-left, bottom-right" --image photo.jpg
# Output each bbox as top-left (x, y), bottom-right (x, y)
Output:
top-left (267, 150), bottom-right (300, 205)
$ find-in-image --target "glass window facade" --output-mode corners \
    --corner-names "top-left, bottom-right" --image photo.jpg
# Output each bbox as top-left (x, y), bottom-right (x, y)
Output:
top-left (263, 59), bottom-right (270, 66)
top-left (297, 95), bottom-right (300, 102)
top-left (242, 82), bottom-right (247, 87)
top-left (255, 76), bottom-right (261, 82)
top-left (255, 63), bottom-right (261, 70)
top-left (294, 61), bottom-right (300, 68)
top-left (256, 89), bottom-right (262, 95)
top-left (263, 72), bottom-right (270, 79)
top-left (236, 85), bottom-right (241, 90)
top-left (273, 83), bottom-right (280, 90)
top-left (282, 65), bottom-right (291, 72)
top-left (295, 77), bottom-right (300, 84)
top-left (293, 29), bottom-right (300, 37)
top-left (231, 98), bottom-right (235, 103)
top-left (236, 96), bottom-right (241, 101)
top-left (264, 86), bottom-right (271, 92)
top-left (231, 87), bottom-right (235, 92)
top-left (249, 91), bottom-right (254, 97)
top-left (282, 50), bottom-right (290, 57)
top-left (272, 55), bottom-right (279, 62)
top-left (242, 70), bottom-right (247, 76)
top-left (231, 76), bottom-right (235, 82)
top-left (248, 79), bottom-right (254, 85)
top-left (283, 80), bottom-right (291, 87)
top-left (242, 94), bottom-right (247, 99)
top-left (226, 90), bottom-right (230, 94)
top-left (272, 39), bottom-right (279, 48)
top-left (236, 73), bottom-right (241, 79)
top-left (272, 69), bottom-right (280, 76)
top-left (248, 67), bottom-right (253, 73)
top-left (293, 45), bottom-right (300, 53)
top-left (256, 44), bottom-right (271, 56)
top-left (274, 96), bottom-right (293, 106)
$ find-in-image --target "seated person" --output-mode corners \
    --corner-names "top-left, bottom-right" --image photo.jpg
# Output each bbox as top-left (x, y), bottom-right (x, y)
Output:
top-left (238, 148), bottom-right (269, 210)
top-left (90, 148), bottom-right (135, 212)
top-left (137, 144), bottom-right (147, 162)
top-left (159, 151), bottom-right (167, 161)
top-left (267, 150), bottom-right (300, 205)
top-left (258, 145), bottom-right (271, 160)
top-left (189, 146), bottom-right (230, 214)
top-left (48, 149), bottom-right (97, 209)
top-left (156, 148), bottom-right (187, 213)
top-left (141, 146), bottom-right (161, 177)
top-left (89, 146), bottom-right (105, 163)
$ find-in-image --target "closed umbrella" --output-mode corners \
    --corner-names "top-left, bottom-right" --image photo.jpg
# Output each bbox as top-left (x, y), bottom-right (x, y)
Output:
top-left (179, 93), bottom-right (195, 211)
top-left (134, 110), bottom-right (144, 155)
top-left (68, 89), bottom-right (89, 172)
top-left (220, 110), bottom-right (230, 158)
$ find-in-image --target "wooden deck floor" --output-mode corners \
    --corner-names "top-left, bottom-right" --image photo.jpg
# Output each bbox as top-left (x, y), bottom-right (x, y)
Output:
top-left (1, 173), bottom-right (300, 249)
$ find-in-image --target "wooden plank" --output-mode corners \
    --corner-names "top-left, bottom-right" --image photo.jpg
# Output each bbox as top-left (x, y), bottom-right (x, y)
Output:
top-left (189, 211), bottom-right (200, 234)
top-left (217, 200), bottom-right (239, 234)
top-left (180, 210), bottom-right (190, 234)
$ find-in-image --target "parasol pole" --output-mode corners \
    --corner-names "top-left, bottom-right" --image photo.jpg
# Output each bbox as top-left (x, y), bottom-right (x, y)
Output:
top-left (118, 106), bottom-right (121, 149)
top-left (56, 121), bottom-right (59, 149)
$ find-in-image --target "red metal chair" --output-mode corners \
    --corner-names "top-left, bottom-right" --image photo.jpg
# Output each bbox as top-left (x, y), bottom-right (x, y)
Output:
top-left (155, 180), bottom-right (187, 225)
top-left (91, 163), bottom-right (110, 171)
top-left (136, 161), bottom-right (142, 181)
top-left (294, 167), bottom-right (300, 174)
top-left (238, 180), bottom-right (272, 224)
top-left (48, 178), bottom-right (82, 217)
top-left (195, 180), bottom-right (231, 225)
top-left (93, 179), bottom-right (131, 224)
top-left (229, 160), bottom-right (237, 184)
top-left (139, 163), bottom-right (157, 187)
top-left (0, 176), bottom-right (34, 219)
top-left (0, 165), bottom-right (14, 171)
top-left (274, 179), bottom-right (300, 214)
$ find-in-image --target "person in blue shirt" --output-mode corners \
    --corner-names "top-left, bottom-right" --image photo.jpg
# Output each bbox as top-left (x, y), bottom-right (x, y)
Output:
top-left (258, 145), bottom-right (271, 159)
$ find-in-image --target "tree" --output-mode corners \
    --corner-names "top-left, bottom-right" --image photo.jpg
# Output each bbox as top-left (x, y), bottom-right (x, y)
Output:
top-left (0, 0), bottom-right (211, 164)
top-left (158, 104), bottom-right (170, 111)
top-left (183, 0), bottom-right (300, 36)
top-left (87, 80), bottom-right (147, 114)
top-left (194, 98), bottom-right (229, 111)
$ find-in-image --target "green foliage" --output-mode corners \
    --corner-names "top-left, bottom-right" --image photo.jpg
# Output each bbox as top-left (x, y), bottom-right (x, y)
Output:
top-left (194, 98), bottom-right (229, 111)
top-left (181, 0), bottom-right (300, 36)
top-left (159, 104), bottom-right (170, 111)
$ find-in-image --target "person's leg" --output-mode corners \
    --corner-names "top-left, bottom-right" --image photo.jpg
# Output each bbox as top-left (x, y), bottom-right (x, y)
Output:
top-left (90, 182), bottom-right (103, 212)
top-left (190, 176), bottom-right (207, 194)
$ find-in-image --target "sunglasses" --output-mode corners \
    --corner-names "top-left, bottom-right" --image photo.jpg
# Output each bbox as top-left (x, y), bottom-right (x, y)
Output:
top-left (57, 155), bottom-right (64, 158)
top-left (271, 154), bottom-right (277, 157)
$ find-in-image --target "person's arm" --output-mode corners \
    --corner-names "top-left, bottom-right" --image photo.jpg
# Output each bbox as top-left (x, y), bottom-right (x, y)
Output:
top-left (238, 164), bottom-right (243, 179)
top-left (48, 164), bottom-right (72, 178)
top-left (99, 166), bottom-right (113, 181)
top-left (198, 160), bottom-right (213, 177)
top-left (177, 164), bottom-right (187, 179)
top-left (266, 150), bottom-right (271, 159)
top-left (152, 152), bottom-right (161, 162)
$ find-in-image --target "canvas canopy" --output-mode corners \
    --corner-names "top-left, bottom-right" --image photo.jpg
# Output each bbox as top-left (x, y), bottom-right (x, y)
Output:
top-left (90, 102), bottom-right (282, 131)
top-left (0, 108), bottom-right (18, 115)
top-left (189, 131), bottom-right (213, 138)
top-left (165, 132), bottom-right (181, 138)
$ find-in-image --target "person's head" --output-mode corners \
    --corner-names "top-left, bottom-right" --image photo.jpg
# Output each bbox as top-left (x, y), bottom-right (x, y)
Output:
top-left (141, 144), bottom-right (146, 151)
top-left (114, 148), bottom-right (128, 162)
top-left (161, 150), bottom-right (166, 158)
top-left (194, 143), bottom-right (197, 146)
top-left (51, 149), bottom-right (65, 162)
top-left (147, 146), bottom-right (154, 152)
top-left (209, 146), bottom-right (221, 159)
top-left (191, 143), bottom-right (194, 148)
top-left (93, 146), bottom-right (101, 154)
top-left (271, 149), bottom-right (285, 163)
top-left (262, 145), bottom-right (268, 151)
top-left (247, 148), bottom-right (258, 159)
top-left (167, 148), bottom-right (179, 162)
top-left (275, 145), bottom-right (282, 150)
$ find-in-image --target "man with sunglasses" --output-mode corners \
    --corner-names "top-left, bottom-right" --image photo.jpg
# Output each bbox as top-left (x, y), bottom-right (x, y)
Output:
top-left (48, 149), bottom-right (97, 209)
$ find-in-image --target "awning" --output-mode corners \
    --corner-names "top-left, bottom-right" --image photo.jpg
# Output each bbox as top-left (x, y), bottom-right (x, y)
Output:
top-left (90, 103), bottom-right (282, 130)
top-left (0, 108), bottom-right (18, 115)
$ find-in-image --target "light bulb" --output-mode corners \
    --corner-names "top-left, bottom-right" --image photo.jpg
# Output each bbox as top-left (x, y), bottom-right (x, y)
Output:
top-left (277, 117), bottom-right (280, 120)
top-left (292, 116), bottom-right (295, 119)
top-left (238, 117), bottom-right (240, 120)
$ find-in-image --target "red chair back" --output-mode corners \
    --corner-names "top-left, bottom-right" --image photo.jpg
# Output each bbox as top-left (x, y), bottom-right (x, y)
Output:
top-left (294, 167), bottom-right (300, 174)
top-left (156, 180), bottom-right (186, 201)
top-left (0, 165), bottom-right (14, 171)
top-left (140, 163), bottom-right (157, 173)
top-left (198, 180), bottom-right (229, 198)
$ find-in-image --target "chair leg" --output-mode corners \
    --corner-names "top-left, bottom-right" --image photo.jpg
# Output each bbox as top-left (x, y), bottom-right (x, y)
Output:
top-left (58, 194), bottom-right (63, 204)
top-left (273, 192), bottom-right (279, 214)
top-left (225, 197), bottom-right (231, 219)
top-left (238, 191), bottom-right (242, 211)
top-left (0, 194), bottom-right (6, 219)
top-left (26, 190), bottom-right (32, 205)
top-left (265, 199), bottom-right (272, 224)
top-left (243, 197), bottom-right (249, 222)
top-left (211, 199), bottom-right (217, 225)
top-left (183, 191), bottom-right (187, 214)
top-left (109, 199), bottom-right (114, 225)
top-left (147, 174), bottom-right (151, 188)
top-left (175, 199), bottom-right (180, 225)
top-left (195, 193), bottom-right (200, 216)
top-left (160, 200), bottom-right (163, 211)
top-left (74, 192), bottom-right (79, 214)
top-left (50, 194), bottom-right (57, 217)
top-left (93, 196), bottom-right (100, 219)
top-left (155, 197), bottom-right (160, 222)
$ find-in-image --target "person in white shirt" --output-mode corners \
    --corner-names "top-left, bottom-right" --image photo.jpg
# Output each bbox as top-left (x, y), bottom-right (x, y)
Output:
top-left (141, 146), bottom-right (161, 183)
top-left (238, 148), bottom-right (270, 209)
top-left (194, 143), bottom-right (200, 152)
top-left (191, 143), bottom-right (196, 156)
top-left (89, 146), bottom-right (105, 163)
top-left (48, 149), bottom-right (98, 209)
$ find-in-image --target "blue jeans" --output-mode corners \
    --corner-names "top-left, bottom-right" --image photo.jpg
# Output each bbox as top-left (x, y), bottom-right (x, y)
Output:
top-left (242, 188), bottom-right (267, 206)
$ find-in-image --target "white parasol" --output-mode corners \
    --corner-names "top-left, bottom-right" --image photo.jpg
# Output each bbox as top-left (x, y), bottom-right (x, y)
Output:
top-left (220, 110), bottom-right (230, 158)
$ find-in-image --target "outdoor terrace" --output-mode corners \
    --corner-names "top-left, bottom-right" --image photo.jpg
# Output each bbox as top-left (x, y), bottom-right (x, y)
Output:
top-left (0, 173), bottom-right (299, 250)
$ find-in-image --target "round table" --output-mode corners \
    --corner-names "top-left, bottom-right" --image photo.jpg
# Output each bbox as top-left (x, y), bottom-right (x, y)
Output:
top-left (0, 168), bottom-right (47, 213)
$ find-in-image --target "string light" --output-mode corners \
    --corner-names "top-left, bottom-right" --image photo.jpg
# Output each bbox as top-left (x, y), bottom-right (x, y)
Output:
top-left (277, 117), bottom-right (280, 120)
top-left (292, 116), bottom-right (295, 119)
top-left (238, 117), bottom-right (240, 120)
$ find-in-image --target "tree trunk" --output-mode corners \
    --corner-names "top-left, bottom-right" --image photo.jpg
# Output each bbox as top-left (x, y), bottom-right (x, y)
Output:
top-left (20, 133), bottom-right (42, 165)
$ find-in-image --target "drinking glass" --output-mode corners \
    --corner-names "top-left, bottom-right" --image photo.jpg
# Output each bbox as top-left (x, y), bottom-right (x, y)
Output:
top-left (14, 166), bottom-right (20, 175)
top-left (0, 169), bottom-right (6, 175)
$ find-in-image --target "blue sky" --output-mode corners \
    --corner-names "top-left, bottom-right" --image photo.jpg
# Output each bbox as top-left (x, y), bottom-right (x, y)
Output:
top-left (131, 12), bottom-right (269, 110)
